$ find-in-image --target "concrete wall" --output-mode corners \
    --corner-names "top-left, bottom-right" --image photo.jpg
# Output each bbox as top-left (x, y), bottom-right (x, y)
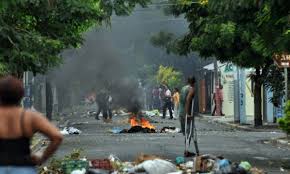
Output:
top-left (219, 64), bottom-right (254, 117)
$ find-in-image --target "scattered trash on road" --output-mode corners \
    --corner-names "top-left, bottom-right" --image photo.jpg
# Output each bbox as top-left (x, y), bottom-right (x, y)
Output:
top-left (40, 149), bottom-right (268, 174)
top-left (160, 127), bottom-right (181, 133)
top-left (61, 127), bottom-right (82, 135)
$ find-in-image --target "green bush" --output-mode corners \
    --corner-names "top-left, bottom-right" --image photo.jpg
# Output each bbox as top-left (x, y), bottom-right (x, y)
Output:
top-left (278, 101), bottom-right (290, 135)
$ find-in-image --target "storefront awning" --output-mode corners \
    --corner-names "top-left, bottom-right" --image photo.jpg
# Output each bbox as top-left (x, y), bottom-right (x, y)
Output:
top-left (203, 62), bottom-right (223, 71)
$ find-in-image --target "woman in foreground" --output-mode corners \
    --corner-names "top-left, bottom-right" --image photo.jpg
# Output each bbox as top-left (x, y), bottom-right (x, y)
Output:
top-left (0, 76), bottom-right (63, 174)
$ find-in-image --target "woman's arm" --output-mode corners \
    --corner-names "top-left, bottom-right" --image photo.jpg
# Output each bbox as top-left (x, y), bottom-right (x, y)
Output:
top-left (31, 112), bottom-right (63, 164)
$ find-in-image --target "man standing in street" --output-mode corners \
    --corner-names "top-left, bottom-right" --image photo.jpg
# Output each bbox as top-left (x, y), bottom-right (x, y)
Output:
top-left (179, 76), bottom-right (199, 157)
top-left (162, 85), bottom-right (173, 119)
top-left (95, 88), bottom-right (112, 122)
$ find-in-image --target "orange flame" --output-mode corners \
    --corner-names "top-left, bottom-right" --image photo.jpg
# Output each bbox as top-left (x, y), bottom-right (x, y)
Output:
top-left (129, 115), bottom-right (155, 129)
top-left (130, 116), bottom-right (139, 127)
top-left (140, 118), bottom-right (155, 129)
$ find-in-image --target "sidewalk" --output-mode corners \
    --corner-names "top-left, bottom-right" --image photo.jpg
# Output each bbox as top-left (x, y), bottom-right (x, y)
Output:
top-left (198, 113), bottom-right (281, 132)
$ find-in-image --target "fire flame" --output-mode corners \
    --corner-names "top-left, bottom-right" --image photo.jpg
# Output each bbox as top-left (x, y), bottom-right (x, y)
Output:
top-left (130, 116), bottom-right (139, 127)
top-left (129, 116), bottom-right (155, 129)
top-left (140, 118), bottom-right (155, 129)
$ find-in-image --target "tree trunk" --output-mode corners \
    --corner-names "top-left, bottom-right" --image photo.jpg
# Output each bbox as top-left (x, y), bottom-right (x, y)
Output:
top-left (254, 68), bottom-right (263, 126)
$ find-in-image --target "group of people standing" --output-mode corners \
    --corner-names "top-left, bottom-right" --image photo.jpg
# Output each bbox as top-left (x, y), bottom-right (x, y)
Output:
top-left (152, 85), bottom-right (180, 120)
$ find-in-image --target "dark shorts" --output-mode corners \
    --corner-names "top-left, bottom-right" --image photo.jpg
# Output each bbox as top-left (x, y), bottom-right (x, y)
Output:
top-left (179, 115), bottom-right (194, 136)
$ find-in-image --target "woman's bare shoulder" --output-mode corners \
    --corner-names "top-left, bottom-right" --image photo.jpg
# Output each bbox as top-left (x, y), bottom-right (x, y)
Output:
top-left (25, 109), bottom-right (45, 120)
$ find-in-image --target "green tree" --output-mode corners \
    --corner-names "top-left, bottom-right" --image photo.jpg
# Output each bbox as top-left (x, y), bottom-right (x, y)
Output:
top-left (278, 101), bottom-right (290, 136)
top-left (255, 0), bottom-right (290, 57)
top-left (156, 65), bottom-right (183, 90)
top-left (151, 0), bottom-right (288, 126)
top-left (0, 0), bottom-right (149, 78)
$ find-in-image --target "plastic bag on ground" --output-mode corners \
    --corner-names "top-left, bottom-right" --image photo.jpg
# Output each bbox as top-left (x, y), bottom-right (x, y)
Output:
top-left (61, 127), bottom-right (82, 135)
top-left (239, 161), bottom-right (252, 171)
top-left (108, 154), bottom-right (123, 170)
top-left (218, 159), bottom-right (232, 174)
top-left (175, 156), bottom-right (185, 165)
top-left (130, 159), bottom-right (177, 174)
top-left (167, 171), bottom-right (183, 174)
top-left (87, 168), bottom-right (110, 174)
top-left (71, 168), bottom-right (86, 174)
top-left (67, 127), bottom-right (82, 134)
top-left (110, 127), bottom-right (123, 134)
top-left (160, 127), bottom-right (181, 133)
top-left (60, 128), bottom-right (69, 135)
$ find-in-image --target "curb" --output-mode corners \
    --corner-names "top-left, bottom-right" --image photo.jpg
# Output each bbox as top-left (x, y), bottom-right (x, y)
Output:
top-left (198, 114), bottom-right (280, 132)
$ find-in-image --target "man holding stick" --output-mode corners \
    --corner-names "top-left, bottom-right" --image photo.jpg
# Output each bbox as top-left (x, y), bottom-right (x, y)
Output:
top-left (179, 76), bottom-right (199, 157)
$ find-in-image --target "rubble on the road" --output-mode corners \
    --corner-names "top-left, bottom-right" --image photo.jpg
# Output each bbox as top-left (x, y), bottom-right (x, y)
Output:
top-left (40, 149), bottom-right (267, 174)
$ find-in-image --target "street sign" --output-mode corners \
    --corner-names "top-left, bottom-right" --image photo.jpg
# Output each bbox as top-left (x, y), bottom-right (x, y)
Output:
top-left (273, 53), bottom-right (290, 68)
top-left (224, 63), bottom-right (234, 73)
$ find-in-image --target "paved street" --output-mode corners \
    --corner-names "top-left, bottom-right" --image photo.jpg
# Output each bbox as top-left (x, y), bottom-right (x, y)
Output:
top-left (54, 106), bottom-right (290, 174)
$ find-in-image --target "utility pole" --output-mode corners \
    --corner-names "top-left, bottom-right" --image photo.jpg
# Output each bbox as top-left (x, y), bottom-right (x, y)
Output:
top-left (23, 72), bottom-right (32, 109)
top-left (284, 67), bottom-right (288, 101)
top-left (234, 67), bottom-right (240, 123)
top-left (239, 68), bottom-right (246, 124)
top-left (213, 59), bottom-right (221, 116)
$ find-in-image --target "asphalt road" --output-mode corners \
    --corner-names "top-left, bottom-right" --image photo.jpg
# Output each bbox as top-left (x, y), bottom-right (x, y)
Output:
top-left (54, 106), bottom-right (290, 174)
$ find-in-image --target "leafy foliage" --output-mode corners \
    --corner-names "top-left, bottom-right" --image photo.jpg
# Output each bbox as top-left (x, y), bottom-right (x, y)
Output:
top-left (0, 0), bottom-right (150, 77)
top-left (255, 0), bottom-right (290, 56)
top-left (264, 65), bottom-right (284, 106)
top-left (151, 0), bottom-right (289, 126)
top-left (156, 65), bottom-right (183, 89)
top-left (278, 101), bottom-right (290, 135)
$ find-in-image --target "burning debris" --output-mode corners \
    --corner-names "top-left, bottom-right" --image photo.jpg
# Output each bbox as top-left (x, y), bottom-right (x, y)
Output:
top-left (121, 115), bottom-right (156, 133)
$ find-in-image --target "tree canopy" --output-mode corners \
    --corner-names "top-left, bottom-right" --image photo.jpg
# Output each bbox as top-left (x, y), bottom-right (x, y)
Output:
top-left (0, 0), bottom-right (149, 77)
top-left (151, 0), bottom-right (289, 126)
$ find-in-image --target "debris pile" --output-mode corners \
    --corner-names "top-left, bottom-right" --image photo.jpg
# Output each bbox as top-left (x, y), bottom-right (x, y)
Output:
top-left (40, 150), bottom-right (266, 174)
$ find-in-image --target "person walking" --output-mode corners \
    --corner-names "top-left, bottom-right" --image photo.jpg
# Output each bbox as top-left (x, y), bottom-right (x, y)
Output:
top-left (211, 85), bottom-right (225, 116)
top-left (179, 76), bottom-right (199, 157)
top-left (0, 76), bottom-right (63, 174)
top-left (162, 85), bottom-right (173, 119)
top-left (172, 88), bottom-right (180, 120)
